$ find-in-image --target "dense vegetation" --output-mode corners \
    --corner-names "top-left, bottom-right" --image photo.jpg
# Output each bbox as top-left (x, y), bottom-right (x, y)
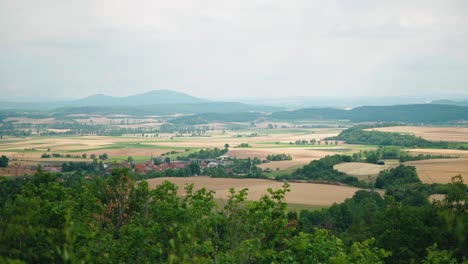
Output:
top-left (0, 155), bottom-right (8, 168)
top-left (176, 147), bottom-right (228, 161)
top-left (266, 153), bottom-right (292, 161)
top-left (331, 125), bottom-right (468, 150)
top-left (169, 112), bottom-right (261, 125)
top-left (354, 146), bottom-right (458, 163)
top-left (375, 165), bottom-right (421, 189)
top-left (0, 170), bottom-right (396, 263)
top-left (61, 161), bottom-right (106, 173)
top-left (275, 155), bottom-right (370, 188)
top-left (299, 176), bottom-right (468, 263)
top-left (1, 169), bottom-right (466, 263)
top-left (329, 125), bottom-right (449, 148)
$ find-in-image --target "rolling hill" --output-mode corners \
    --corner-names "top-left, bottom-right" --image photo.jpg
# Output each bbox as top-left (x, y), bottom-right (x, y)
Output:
top-left (53, 102), bottom-right (279, 117)
top-left (431, 99), bottom-right (468, 107)
top-left (270, 104), bottom-right (468, 123)
top-left (71, 90), bottom-right (209, 106)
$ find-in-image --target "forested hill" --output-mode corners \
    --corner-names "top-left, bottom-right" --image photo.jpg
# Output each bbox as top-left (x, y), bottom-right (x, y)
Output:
top-left (270, 104), bottom-right (468, 123)
top-left (431, 99), bottom-right (468, 107)
top-left (53, 102), bottom-right (279, 116)
top-left (169, 112), bottom-right (261, 125)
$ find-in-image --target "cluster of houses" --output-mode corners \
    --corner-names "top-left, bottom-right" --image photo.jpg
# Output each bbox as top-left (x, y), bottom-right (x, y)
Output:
top-left (106, 155), bottom-right (233, 174)
top-left (12, 154), bottom-right (274, 176)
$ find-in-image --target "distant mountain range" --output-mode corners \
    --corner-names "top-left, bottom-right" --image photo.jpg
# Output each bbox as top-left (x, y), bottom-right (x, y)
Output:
top-left (71, 90), bottom-right (209, 106)
top-left (0, 90), bottom-right (282, 114)
top-left (0, 90), bottom-right (211, 111)
top-left (1, 90), bottom-right (468, 123)
top-left (431, 99), bottom-right (468, 107)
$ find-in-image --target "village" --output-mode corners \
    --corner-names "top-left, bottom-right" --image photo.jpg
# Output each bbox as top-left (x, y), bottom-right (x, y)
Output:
top-left (8, 153), bottom-right (273, 178)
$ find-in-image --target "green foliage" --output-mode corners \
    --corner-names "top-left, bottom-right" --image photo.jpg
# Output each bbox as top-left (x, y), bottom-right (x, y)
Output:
top-left (375, 165), bottom-right (421, 189)
top-left (271, 104), bottom-right (468, 123)
top-left (267, 153), bottom-right (292, 161)
top-left (276, 155), bottom-right (369, 188)
top-left (298, 176), bottom-right (468, 264)
top-left (0, 155), bottom-right (8, 167)
top-left (332, 125), bottom-right (447, 148)
top-left (169, 112), bottom-right (261, 125)
top-left (99, 153), bottom-right (109, 160)
top-left (177, 147), bottom-right (228, 160)
top-left (0, 171), bottom-right (392, 263)
top-left (423, 244), bottom-right (461, 264)
top-left (61, 160), bottom-right (105, 173)
top-left (358, 147), bottom-right (457, 163)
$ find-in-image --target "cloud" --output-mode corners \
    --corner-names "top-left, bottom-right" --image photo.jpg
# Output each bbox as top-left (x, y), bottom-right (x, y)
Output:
top-left (0, 0), bottom-right (467, 99)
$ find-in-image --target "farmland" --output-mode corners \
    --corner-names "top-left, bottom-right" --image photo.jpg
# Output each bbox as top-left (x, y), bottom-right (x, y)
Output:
top-left (2, 120), bottom-right (468, 199)
top-left (333, 162), bottom-right (394, 182)
top-left (0, 126), bottom-right (350, 173)
top-left (3, 122), bottom-right (468, 183)
top-left (405, 158), bottom-right (468, 184)
top-left (146, 176), bottom-right (373, 206)
top-left (368, 126), bottom-right (468, 142)
top-left (1, 106), bottom-right (468, 264)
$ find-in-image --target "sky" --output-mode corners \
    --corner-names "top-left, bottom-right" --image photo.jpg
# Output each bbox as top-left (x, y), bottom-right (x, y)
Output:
top-left (0, 0), bottom-right (467, 100)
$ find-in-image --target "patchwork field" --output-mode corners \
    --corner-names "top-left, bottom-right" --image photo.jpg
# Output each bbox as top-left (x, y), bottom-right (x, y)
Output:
top-left (405, 158), bottom-right (468, 184)
top-left (369, 126), bottom-right (468, 142)
top-left (0, 128), bottom-right (346, 168)
top-left (145, 176), bottom-right (375, 206)
top-left (0, 124), bottom-right (468, 188)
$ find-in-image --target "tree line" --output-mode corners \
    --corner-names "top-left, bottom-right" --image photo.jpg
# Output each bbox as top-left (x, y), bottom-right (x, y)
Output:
top-left (330, 125), bottom-right (468, 150)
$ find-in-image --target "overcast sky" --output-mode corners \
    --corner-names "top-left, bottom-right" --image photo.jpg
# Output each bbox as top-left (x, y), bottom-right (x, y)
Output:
top-left (1, 0), bottom-right (467, 100)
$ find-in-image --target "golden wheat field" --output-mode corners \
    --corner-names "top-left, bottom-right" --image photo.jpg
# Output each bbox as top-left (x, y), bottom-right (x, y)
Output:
top-left (145, 176), bottom-right (377, 206)
top-left (405, 158), bottom-right (468, 184)
top-left (333, 162), bottom-right (395, 181)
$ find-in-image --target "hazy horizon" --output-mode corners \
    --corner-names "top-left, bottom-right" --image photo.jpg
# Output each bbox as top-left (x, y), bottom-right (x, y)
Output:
top-left (1, 1), bottom-right (467, 100)
top-left (1, 89), bottom-right (468, 103)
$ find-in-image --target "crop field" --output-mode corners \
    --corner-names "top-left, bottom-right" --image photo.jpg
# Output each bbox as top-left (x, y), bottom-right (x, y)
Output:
top-left (333, 162), bottom-right (395, 182)
top-left (145, 176), bottom-right (377, 206)
top-left (369, 126), bottom-right (468, 142)
top-left (405, 158), bottom-right (468, 184)
top-left (406, 148), bottom-right (468, 158)
top-left (258, 160), bottom-right (310, 171)
top-left (0, 127), bottom-right (347, 169)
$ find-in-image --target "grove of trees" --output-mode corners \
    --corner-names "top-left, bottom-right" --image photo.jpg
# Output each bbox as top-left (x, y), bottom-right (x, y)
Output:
top-left (0, 155), bottom-right (8, 167)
